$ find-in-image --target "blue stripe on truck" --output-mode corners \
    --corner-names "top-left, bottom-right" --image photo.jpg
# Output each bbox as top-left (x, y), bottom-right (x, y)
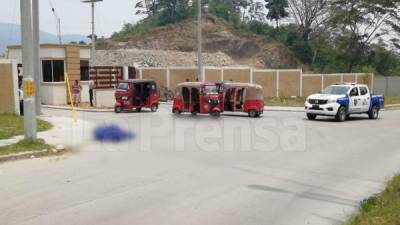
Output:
top-left (370, 94), bottom-right (385, 110)
top-left (336, 96), bottom-right (349, 107)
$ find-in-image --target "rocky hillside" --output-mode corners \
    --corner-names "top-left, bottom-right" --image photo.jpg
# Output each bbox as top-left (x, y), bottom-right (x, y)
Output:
top-left (91, 49), bottom-right (235, 67)
top-left (99, 17), bottom-right (299, 69)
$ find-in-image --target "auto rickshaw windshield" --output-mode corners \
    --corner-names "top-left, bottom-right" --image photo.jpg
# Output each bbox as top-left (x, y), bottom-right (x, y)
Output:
top-left (117, 83), bottom-right (129, 91)
top-left (202, 85), bottom-right (218, 95)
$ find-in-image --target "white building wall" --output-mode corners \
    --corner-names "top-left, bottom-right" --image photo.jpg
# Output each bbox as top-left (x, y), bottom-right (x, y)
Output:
top-left (80, 49), bottom-right (90, 60)
top-left (94, 89), bottom-right (115, 107)
top-left (80, 81), bottom-right (90, 103)
top-left (8, 47), bottom-right (66, 64)
top-left (40, 48), bottom-right (65, 59)
top-left (41, 83), bottom-right (67, 105)
top-left (7, 49), bottom-right (23, 64)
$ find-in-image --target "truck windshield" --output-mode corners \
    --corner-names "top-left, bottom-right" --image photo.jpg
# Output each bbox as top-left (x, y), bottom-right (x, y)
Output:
top-left (203, 85), bottom-right (218, 94)
top-left (321, 86), bottom-right (350, 95)
top-left (117, 83), bottom-right (129, 91)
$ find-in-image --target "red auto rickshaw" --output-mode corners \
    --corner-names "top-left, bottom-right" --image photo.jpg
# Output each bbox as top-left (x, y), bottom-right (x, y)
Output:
top-left (172, 82), bottom-right (222, 117)
top-left (220, 82), bottom-right (264, 117)
top-left (114, 79), bottom-right (159, 113)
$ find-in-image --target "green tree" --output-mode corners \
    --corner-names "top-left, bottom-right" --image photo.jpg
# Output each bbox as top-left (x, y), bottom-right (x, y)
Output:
top-left (331, 0), bottom-right (400, 72)
top-left (265, 0), bottom-right (289, 28)
top-left (135, 0), bottom-right (160, 16)
top-left (288, 0), bottom-right (331, 41)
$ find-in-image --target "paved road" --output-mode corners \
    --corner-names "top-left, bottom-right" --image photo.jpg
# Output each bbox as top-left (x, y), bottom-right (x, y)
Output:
top-left (1, 105), bottom-right (400, 225)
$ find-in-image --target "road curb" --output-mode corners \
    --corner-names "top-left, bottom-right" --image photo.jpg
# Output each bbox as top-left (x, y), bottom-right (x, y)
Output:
top-left (42, 105), bottom-right (114, 112)
top-left (42, 103), bottom-right (306, 113)
top-left (264, 107), bottom-right (305, 112)
top-left (0, 148), bottom-right (66, 163)
top-left (386, 104), bottom-right (400, 107)
top-left (42, 103), bottom-right (398, 113)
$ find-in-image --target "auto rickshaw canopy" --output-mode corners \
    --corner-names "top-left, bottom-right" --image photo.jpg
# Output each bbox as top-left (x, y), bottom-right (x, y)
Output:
top-left (222, 82), bottom-right (264, 101)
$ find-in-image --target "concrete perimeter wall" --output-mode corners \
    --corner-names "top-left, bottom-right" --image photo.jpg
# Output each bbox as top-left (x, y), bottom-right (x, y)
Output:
top-left (0, 63), bottom-right (376, 108)
top-left (0, 59), bottom-right (19, 114)
top-left (136, 67), bottom-right (374, 98)
top-left (374, 76), bottom-right (400, 95)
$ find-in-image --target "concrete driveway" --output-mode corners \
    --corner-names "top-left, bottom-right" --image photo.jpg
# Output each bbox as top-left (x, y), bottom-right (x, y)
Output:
top-left (1, 105), bottom-right (400, 225)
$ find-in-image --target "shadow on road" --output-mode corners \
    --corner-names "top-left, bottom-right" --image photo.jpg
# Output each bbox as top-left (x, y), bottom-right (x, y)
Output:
top-left (248, 184), bottom-right (359, 207)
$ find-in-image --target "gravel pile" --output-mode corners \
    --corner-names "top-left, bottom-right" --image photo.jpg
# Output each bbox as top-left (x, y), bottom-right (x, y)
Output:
top-left (90, 49), bottom-right (237, 67)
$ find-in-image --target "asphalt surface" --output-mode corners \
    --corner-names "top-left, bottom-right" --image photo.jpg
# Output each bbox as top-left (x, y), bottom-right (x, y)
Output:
top-left (1, 105), bottom-right (400, 225)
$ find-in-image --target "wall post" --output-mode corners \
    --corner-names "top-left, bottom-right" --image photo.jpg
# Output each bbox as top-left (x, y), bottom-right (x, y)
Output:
top-left (276, 71), bottom-right (280, 97)
top-left (250, 67), bottom-right (254, 84)
top-left (299, 70), bottom-right (303, 97)
top-left (166, 67), bottom-right (171, 89)
top-left (123, 66), bottom-right (129, 80)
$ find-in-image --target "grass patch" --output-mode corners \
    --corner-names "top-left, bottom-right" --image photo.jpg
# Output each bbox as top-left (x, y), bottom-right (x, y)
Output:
top-left (0, 140), bottom-right (51, 156)
top-left (384, 96), bottom-right (400, 105)
top-left (344, 174), bottom-right (400, 225)
top-left (265, 97), bottom-right (306, 107)
top-left (0, 113), bottom-right (53, 140)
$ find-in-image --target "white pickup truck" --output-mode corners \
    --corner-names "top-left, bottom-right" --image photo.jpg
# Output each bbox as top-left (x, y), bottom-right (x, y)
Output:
top-left (305, 83), bottom-right (384, 122)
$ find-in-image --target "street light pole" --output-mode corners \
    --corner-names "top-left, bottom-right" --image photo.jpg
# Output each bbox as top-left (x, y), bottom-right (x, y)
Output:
top-left (197, 0), bottom-right (203, 81)
top-left (32, 0), bottom-right (41, 115)
top-left (81, 0), bottom-right (102, 60)
top-left (20, 0), bottom-right (37, 140)
top-left (91, 1), bottom-right (95, 59)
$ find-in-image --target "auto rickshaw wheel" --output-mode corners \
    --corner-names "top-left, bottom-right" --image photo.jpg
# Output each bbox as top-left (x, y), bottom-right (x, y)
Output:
top-left (211, 111), bottom-right (221, 117)
top-left (136, 108), bottom-right (142, 112)
top-left (115, 106), bottom-right (123, 113)
top-left (248, 110), bottom-right (258, 118)
top-left (173, 108), bottom-right (181, 114)
top-left (151, 104), bottom-right (158, 112)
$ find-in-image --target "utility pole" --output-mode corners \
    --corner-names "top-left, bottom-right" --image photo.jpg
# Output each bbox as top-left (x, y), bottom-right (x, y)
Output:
top-left (20, 0), bottom-right (37, 140)
top-left (197, 0), bottom-right (203, 81)
top-left (32, 0), bottom-right (41, 115)
top-left (91, 2), bottom-right (95, 59)
top-left (81, 0), bottom-right (103, 60)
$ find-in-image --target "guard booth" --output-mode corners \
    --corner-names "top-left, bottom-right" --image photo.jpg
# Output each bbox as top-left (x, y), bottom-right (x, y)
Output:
top-left (0, 59), bottom-right (20, 114)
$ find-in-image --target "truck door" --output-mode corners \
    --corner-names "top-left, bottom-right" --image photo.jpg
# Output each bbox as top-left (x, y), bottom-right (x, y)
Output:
top-left (348, 87), bottom-right (361, 113)
top-left (359, 86), bottom-right (371, 112)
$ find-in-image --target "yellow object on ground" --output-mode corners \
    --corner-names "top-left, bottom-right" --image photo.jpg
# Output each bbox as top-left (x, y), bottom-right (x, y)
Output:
top-left (64, 72), bottom-right (77, 122)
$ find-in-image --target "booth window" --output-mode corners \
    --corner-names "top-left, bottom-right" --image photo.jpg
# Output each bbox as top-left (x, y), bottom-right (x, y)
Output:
top-left (42, 60), bottom-right (64, 82)
top-left (80, 60), bottom-right (89, 81)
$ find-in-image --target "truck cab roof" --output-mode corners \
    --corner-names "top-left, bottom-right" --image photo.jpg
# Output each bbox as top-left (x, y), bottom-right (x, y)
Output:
top-left (332, 83), bottom-right (368, 88)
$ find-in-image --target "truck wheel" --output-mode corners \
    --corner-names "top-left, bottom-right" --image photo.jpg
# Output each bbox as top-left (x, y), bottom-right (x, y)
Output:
top-left (307, 114), bottom-right (317, 120)
top-left (335, 106), bottom-right (347, 122)
top-left (248, 110), bottom-right (258, 118)
top-left (136, 108), bottom-right (142, 112)
top-left (115, 106), bottom-right (123, 113)
top-left (368, 105), bottom-right (379, 119)
top-left (191, 111), bottom-right (198, 116)
top-left (151, 104), bottom-right (158, 112)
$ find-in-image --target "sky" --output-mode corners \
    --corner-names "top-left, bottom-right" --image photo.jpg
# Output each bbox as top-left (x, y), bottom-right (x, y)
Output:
top-left (0, 0), bottom-right (143, 37)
